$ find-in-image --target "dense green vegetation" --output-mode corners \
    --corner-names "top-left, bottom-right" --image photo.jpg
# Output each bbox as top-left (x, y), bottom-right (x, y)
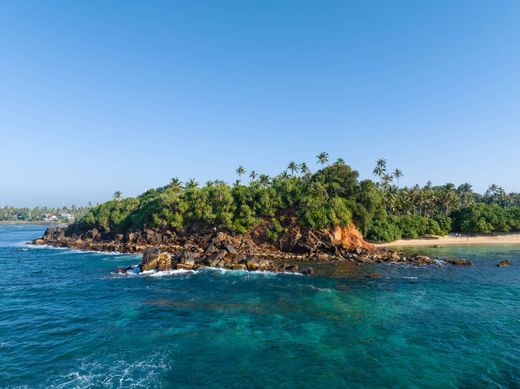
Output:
top-left (0, 206), bottom-right (89, 223)
top-left (77, 155), bottom-right (520, 242)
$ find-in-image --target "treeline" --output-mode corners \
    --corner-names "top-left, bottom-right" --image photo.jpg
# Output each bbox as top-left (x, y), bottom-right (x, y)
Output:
top-left (0, 206), bottom-right (89, 223)
top-left (78, 154), bottom-right (520, 242)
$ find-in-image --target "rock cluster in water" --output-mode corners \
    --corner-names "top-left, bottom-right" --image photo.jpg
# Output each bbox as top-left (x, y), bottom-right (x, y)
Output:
top-left (31, 224), bottom-right (469, 275)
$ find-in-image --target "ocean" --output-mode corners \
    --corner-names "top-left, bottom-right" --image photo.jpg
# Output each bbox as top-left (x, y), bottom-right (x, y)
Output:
top-left (1, 224), bottom-right (519, 388)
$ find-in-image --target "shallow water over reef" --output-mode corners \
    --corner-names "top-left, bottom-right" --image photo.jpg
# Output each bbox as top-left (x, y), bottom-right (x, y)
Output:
top-left (1, 225), bottom-right (519, 388)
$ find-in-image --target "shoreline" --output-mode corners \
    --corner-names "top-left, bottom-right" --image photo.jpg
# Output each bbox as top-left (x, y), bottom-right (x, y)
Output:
top-left (376, 233), bottom-right (520, 247)
top-left (0, 221), bottom-right (59, 225)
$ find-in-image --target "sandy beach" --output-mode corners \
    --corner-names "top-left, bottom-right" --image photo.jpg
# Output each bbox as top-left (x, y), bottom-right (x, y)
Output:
top-left (376, 233), bottom-right (520, 247)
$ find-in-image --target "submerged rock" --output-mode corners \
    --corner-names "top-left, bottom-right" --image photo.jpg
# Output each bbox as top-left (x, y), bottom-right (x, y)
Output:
top-left (410, 254), bottom-right (435, 266)
top-left (365, 273), bottom-right (384, 279)
top-left (447, 258), bottom-right (473, 266)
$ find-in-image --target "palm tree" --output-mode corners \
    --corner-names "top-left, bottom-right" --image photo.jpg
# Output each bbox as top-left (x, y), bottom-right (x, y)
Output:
top-left (393, 168), bottom-right (403, 187)
top-left (113, 191), bottom-right (122, 201)
top-left (186, 178), bottom-right (198, 189)
top-left (170, 177), bottom-right (183, 192)
top-left (381, 173), bottom-right (393, 188)
top-left (457, 183), bottom-right (474, 205)
top-left (249, 170), bottom-right (258, 181)
top-left (317, 152), bottom-right (329, 166)
top-left (259, 174), bottom-right (270, 187)
top-left (287, 161), bottom-right (298, 175)
top-left (373, 158), bottom-right (387, 178)
top-left (299, 162), bottom-right (310, 177)
top-left (336, 158), bottom-right (345, 165)
top-left (236, 166), bottom-right (246, 180)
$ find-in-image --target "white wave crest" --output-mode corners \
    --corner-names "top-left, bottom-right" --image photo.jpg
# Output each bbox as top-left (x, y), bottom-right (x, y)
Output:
top-left (49, 351), bottom-right (170, 388)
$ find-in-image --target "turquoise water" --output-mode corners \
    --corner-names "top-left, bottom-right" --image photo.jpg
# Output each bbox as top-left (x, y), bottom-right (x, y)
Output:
top-left (1, 225), bottom-right (520, 388)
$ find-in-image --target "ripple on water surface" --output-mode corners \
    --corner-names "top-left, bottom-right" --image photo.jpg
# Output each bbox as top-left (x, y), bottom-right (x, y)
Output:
top-left (0, 225), bottom-right (519, 388)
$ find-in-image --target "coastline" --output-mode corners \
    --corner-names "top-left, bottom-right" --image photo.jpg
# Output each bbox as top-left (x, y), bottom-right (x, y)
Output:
top-left (0, 221), bottom-right (57, 225)
top-left (376, 233), bottom-right (520, 247)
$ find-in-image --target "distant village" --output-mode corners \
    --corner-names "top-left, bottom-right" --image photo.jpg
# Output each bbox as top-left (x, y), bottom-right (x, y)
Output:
top-left (0, 206), bottom-right (90, 223)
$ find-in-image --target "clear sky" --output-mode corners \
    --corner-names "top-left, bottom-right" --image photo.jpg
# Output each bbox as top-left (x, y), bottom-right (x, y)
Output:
top-left (1, 1), bottom-right (519, 207)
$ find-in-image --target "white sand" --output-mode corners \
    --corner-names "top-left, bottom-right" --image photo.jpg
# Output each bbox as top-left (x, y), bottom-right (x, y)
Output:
top-left (375, 233), bottom-right (520, 247)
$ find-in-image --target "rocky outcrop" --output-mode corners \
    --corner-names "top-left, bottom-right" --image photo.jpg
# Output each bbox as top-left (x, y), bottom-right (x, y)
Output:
top-left (447, 258), bottom-right (473, 266)
top-left (331, 225), bottom-right (374, 251)
top-left (31, 221), bottom-right (438, 273)
top-left (497, 260), bottom-right (512, 267)
top-left (141, 248), bottom-right (161, 271)
top-left (114, 247), bottom-right (301, 275)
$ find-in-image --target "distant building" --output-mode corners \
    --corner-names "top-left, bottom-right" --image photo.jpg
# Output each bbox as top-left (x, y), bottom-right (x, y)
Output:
top-left (60, 213), bottom-right (74, 221)
top-left (43, 214), bottom-right (59, 222)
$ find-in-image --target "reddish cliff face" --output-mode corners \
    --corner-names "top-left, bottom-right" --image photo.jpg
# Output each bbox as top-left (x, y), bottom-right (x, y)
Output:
top-left (329, 224), bottom-right (374, 251)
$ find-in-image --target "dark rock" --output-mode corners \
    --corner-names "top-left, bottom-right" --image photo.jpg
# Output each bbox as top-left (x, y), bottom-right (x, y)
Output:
top-left (214, 250), bottom-right (227, 261)
top-left (231, 263), bottom-right (247, 270)
top-left (447, 258), bottom-right (473, 266)
top-left (204, 244), bottom-right (218, 255)
top-left (411, 254), bottom-right (435, 265)
top-left (316, 252), bottom-right (329, 261)
top-left (246, 257), bottom-right (260, 271)
top-left (179, 250), bottom-right (199, 264)
top-left (497, 260), bottom-right (512, 267)
top-left (224, 244), bottom-right (237, 254)
top-left (284, 264), bottom-right (299, 272)
top-left (258, 259), bottom-right (272, 271)
top-left (365, 273), bottom-right (384, 279)
top-left (177, 262), bottom-right (194, 270)
top-left (141, 247), bottom-right (161, 271)
top-left (85, 228), bottom-right (100, 241)
top-left (301, 266), bottom-right (315, 275)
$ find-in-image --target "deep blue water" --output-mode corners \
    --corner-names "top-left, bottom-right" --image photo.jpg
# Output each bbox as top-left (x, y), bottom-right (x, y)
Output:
top-left (1, 225), bottom-right (520, 388)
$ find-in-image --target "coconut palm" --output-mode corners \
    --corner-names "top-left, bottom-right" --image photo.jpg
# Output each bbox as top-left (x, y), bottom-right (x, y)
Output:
top-left (373, 158), bottom-right (387, 178)
top-left (381, 173), bottom-right (393, 188)
top-left (393, 168), bottom-right (403, 187)
top-left (169, 177), bottom-right (183, 192)
top-left (299, 162), bottom-right (310, 177)
top-left (113, 191), bottom-right (122, 201)
top-left (316, 152), bottom-right (329, 166)
top-left (236, 166), bottom-right (246, 179)
top-left (186, 178), bottom-right (198, 189)
top-left (287, 161), bottom-right (298, 175)
top-left (259, 174), bottom-right (270, 187)
top-left (457, 183), bottom-right (474, 205)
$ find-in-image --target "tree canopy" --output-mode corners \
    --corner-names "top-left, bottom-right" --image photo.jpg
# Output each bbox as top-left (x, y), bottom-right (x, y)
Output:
top-left (77, 156), bottom-right (520, 242)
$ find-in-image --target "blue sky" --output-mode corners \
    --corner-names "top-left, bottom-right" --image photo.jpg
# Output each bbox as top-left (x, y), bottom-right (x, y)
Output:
top-left (1, 1), bottom-right (519, 207)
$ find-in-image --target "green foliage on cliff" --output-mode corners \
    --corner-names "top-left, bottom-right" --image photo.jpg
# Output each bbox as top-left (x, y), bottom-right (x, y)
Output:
top-left (79, 161), bottom-right (363, 235)
top-left (78, 155), bottom-right (520, 242)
